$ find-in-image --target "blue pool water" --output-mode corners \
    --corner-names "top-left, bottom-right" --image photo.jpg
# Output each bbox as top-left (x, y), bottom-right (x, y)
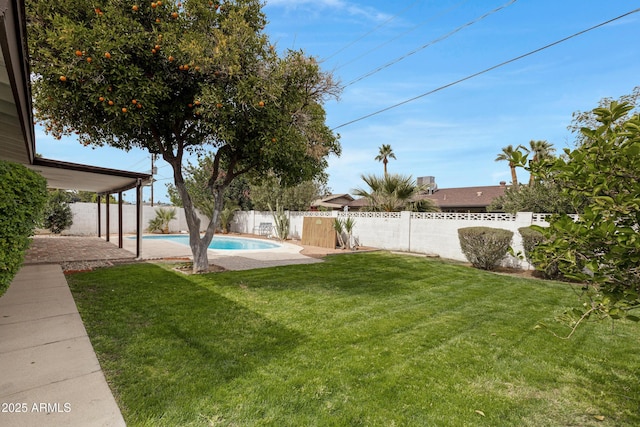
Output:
top-left (140, 234), bottom-right (281, 250)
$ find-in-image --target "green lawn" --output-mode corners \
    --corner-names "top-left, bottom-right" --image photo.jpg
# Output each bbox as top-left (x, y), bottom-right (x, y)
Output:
top-left (67, 252), bottom-right (640, 426)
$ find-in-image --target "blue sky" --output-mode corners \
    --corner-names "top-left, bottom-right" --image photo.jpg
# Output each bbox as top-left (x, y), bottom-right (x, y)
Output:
top-left (35, 0), bottom-right (640, 202)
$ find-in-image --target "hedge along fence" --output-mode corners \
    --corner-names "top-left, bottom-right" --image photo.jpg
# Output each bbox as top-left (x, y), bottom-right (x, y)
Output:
top-left (0, 160), bottom-right (47, 295)
top-left (458, 227), bottom-right (514, 271)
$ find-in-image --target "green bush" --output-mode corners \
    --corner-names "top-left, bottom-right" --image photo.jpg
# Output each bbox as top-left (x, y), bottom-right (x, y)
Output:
top-left (43, 189), bottom-right (74, 234)
top-left (458, 227), bottom-right (513, 271)
top-left (0, 161), bottom-right (47, 295)
top-left (518, 226), bottom-right (544, 263)
top-left (148, 207), bottom-right (176, 234)
top-left (519, 226), bottom-right (562, 279)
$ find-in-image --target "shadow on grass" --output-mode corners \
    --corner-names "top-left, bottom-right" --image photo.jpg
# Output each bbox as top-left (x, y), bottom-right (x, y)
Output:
top-left (68, 262), bottom-right (303, 421)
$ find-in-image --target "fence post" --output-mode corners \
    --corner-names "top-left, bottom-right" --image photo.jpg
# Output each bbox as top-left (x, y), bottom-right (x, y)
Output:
top-left (400, 211), bottom-right (411, 252)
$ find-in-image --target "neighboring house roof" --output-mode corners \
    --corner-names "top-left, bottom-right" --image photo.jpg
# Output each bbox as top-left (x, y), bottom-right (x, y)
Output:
top-left (348, 183), bottom-right (508, 211)
top-left (347, 197), bottom-right (370, 209)
top-left (311, 193), bottom-right (354, 209)
top-left (420, 184), bottom-right (507, 209)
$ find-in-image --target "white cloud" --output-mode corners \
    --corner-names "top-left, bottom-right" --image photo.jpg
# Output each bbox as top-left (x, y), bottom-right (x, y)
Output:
top-left (266, 0), bottom-right (390, 23)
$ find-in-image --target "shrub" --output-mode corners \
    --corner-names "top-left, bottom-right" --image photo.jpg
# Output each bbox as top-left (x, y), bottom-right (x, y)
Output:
top-left (0, 161), bottom-right (47, 295)
top-left (148, 208), bottom-right (176, 234)
top-left (43, 189), bottom-right (74, 233)
top-left (519, 226), bottom-right (562, 280)
top-left (458, 227), bottom-right (513, 271)
top-left (518, 227), bottom-right (544, 263)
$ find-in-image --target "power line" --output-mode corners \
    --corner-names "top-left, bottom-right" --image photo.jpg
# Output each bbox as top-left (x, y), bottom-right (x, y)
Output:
top-left (343, 0), bottom-right (518, 88)
top-left (335, 0), bottom-right (469, 72)
top-left (332, 7), bottom-right (640, 131)
top-left (323, 0), bottom-right (421, 62)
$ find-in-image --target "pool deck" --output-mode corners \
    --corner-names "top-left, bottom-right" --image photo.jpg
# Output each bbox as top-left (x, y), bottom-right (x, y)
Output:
top-left (1, 234), bottom-right (341, 426)
top-left (120, 233), bottom-right (325, 270)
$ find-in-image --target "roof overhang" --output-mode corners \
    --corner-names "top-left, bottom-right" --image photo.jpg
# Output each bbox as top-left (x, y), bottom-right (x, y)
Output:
top-left (0, 1), bottom-right (152, 195)
top-left (0, 0), bottom-right (35, 165)
top-left (28, 157), bottom-right (152, 195)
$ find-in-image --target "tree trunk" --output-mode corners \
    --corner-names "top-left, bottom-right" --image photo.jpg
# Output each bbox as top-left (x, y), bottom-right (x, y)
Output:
top-left (510, 165), bottom-right (519, 187)
top-left (167, 157), bottom-right (223, 273)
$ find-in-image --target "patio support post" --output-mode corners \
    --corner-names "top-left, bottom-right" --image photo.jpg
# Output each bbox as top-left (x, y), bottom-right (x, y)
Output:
top-left (105, 193), bottom-right (110, 242)
top-left (136, 179), bottom-right (142, 258)
top-left (118, 191), bottom-right (123, 248)
top-left (97, 194), bottom-right (101, 238)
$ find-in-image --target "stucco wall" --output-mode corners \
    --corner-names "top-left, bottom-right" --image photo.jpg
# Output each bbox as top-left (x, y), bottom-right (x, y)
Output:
top-left (64, 204), bottom-right (552, 268)
top-left (65, 203), bottom-right (209, 235)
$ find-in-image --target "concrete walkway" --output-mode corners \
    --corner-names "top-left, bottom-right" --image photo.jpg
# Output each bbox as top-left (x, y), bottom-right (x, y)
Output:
top-left (0, 264), bottom-right (125, 427)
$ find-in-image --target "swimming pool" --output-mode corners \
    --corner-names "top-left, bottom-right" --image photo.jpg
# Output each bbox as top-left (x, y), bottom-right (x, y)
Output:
top-left (140, 234), bottom-right (281, 250)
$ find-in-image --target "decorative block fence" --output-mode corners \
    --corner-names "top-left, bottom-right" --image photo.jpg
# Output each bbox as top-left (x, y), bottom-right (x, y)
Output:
top-left (233, 210), bottom-right (555, 269)
top-left (65, 203), bottom-right (557, 268)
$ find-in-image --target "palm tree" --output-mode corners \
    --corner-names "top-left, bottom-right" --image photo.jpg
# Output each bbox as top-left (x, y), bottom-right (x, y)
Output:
top-left (353, 173), bottom-right (437, 212)
top-left (495, 145), bottom-right (528, 187)
top-left (525, 140), bottom-right (555, 185)
top-left (375, 144), bottom-right (396, 176)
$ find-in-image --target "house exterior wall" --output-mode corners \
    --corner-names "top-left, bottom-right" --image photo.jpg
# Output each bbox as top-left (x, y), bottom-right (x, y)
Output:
top-left (63, 204), bottom-right (555, 269)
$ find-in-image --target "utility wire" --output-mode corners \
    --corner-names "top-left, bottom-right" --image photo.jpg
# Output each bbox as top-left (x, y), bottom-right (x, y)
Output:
top-left (343, 0), bottom-right (518, 88)
top-left (335, 0), bottom-right (469, 71)
top-left (323, 0), bottom-right (421, 62)
top-left (332, 7), bottom-right (640, 131)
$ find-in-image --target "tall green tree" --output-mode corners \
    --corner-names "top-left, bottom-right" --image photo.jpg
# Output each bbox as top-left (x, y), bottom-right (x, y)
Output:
top-left (353, 173), bottom-right (437, 212)
top-left (250, 175), bottom-right (328, 211)
top-left (531, 101), bottom-right (640, 329)
top-left (375, 144), bottom-right (396, 176)
top-left (27, 0), bottom-right (340, 272)
top-left (568, 86), bottom-right (639, 145)
top-left (524, 140), bottom-right (555, 185)
top-left (495, 144), bottom-right (528, 187)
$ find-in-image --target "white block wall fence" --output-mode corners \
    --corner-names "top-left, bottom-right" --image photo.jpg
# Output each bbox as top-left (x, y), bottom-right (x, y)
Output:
top-left (64, 203), bottom-right (555, 268)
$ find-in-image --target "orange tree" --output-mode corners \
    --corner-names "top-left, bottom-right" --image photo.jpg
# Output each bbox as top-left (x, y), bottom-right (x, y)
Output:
top-left (27, 0), bottom-right (341, 272)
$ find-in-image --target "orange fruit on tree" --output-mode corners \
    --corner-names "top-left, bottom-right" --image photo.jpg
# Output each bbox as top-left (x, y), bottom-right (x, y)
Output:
top-left (122, 107), bottom-right (128, 113)
top-left (194, 100), bottom-right (201, 106)
top-left (59, 75), bottom-right (67, 82)
top-left (155, 44), bottom-right (160, 50)
top-left (104, 52), bottom-right (111, 59)
top-left (108, 100), bottom-right (114, 106)
top-left (132, 5), bottom-right (139, 11)
top-left (216, 103), bottom-right (223, 108)
top-left (86, 57), bottom-right (92, 63)
top-left (168, 55), bottom-right (174, 62)
top-left (132, 99), bottom-right (137, 104)
top-left (75, 50), bottom-right (82, 57)
top-left (155, 18), bottom-right (161, 23)
top-left (151, 2), bottom-right (157, 8)
top-left (258, 101), bottom-right (265, 107)
top-left (99, 96), bottom-right (105, 102)
top-left (151, 48), bottom-right (157, 54)
top-left (171, 12), bottom-right (178, 18)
